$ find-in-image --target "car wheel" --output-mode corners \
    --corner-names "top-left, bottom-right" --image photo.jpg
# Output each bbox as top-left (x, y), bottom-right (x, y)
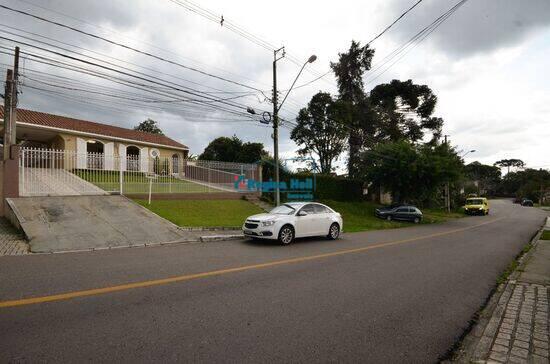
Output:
top-left (327, 223), bottom-right (340, 240)
top-left (278, 225), bottom-right (294, 245)
top-left (413, 217), bottom-right (420, 224)
top-left (386, 215), bottom-right (392, 221)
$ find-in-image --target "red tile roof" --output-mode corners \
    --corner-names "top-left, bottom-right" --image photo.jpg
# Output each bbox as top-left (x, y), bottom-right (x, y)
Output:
top-left (0, 106), bottom-right (188, 150)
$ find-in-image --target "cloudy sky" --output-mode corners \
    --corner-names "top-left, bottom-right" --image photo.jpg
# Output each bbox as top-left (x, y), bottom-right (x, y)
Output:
top-left (1, 0), bottom-right (549, 172)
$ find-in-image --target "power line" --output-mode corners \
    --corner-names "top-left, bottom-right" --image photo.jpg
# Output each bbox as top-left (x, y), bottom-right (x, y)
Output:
top-left (364, 0), bottom-right (469, 86)
top-left (165, 0), bottom-right (334, 87)
top-left (288, 0), bottom-right (459, 91)
top-left (0, 4), bottom-right (266, 93)
top-left (13, 0), bottom-right (271, 89)
top-left (0, 37), bottom-right (271, 116)
top-left (0, 23), bottom-right (259, 95)
top-left (366, 0), bottom-right (423, 45)
top-left (0, 46), bottom-right (265, 120)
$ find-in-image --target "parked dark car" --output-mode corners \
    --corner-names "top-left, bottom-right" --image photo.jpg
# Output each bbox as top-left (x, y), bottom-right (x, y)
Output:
top-left (521, 199), bottom-right (534, 207)
top-left (375, 205), bottom-right (423, 223)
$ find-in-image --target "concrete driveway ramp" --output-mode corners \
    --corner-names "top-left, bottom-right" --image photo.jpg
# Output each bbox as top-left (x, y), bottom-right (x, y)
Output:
top-left (7, 196), bottom-right (185, 253)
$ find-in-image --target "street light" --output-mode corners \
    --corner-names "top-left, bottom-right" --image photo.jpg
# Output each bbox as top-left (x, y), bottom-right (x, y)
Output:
top-left (246, 51), bottom-right (317, 205)
top-left (272, 50), bottom-right (316, 205)
top-left (461, 149), bottom-right (476, 158)
top-left (277, 55), bottom-right (317, 113)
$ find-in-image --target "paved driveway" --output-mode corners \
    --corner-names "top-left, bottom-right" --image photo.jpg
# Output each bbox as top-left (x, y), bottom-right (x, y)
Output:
top-left (0, 200), bottom-right (546, 362)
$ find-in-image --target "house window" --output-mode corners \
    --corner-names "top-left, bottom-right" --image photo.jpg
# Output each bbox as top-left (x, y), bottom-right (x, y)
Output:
top-left (126, 146), bottom-right (140, 171)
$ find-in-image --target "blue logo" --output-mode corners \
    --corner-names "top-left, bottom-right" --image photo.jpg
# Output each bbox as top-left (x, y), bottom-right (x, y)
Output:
top-left (234, 175), bottom-right (314, 200)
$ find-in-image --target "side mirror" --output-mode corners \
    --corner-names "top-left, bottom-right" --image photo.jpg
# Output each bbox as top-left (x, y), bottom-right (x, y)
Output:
top-left (297, 210), bottom-right (308, 217)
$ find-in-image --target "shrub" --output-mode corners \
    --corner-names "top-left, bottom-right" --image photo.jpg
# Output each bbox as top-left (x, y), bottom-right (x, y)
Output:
top-left (299, 173), bottom-right (364, 202)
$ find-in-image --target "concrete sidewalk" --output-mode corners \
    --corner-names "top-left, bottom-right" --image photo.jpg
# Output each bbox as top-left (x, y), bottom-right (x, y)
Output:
top-left (455, 218), bottom-right (550, 363)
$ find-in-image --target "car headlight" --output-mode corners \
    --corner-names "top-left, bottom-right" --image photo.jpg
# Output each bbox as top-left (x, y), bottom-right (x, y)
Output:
top-left (479, 207), bottom-right (483, 210)
top-left (262, 220), bottom-right (276, 226)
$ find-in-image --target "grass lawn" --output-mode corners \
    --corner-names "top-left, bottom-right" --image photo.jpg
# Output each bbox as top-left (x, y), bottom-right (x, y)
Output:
top-left (136, 198), bottom-right (464, 231)
top-left (134, 199), bottom-right (264, 227)
top-left (74, 170), bottom-right (218, 193)
top-left (541, 230), bottom-right (550, 240)
top-left (322, 200), bottom-right (464, 233)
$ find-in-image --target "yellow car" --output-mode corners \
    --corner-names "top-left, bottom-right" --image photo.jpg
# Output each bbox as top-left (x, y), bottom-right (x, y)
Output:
top-left (464, 197), bottom-right (490, 215)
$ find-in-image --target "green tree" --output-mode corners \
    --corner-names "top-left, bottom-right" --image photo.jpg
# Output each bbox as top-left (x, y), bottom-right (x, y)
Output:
top-left (369, 79), bottom-right (442, 143)
top-left (238, 142), bottom-right (268, 164)
top-left (500, 168), bottom-right (550, 202)
top-left (291, 92), bottom-right (348, 174)
top-left (199, 135), bottom-right (267, 163)
top-left (360, 141), bottom-right (463, 206)
top-left (494, 159), bottom-right (525, 174)
top-left (134, 118), bottom-right (164, 135)
top-left (464, 162), bottom-right (501, 196)
top-left (330, 40), bottom-right (375, 178)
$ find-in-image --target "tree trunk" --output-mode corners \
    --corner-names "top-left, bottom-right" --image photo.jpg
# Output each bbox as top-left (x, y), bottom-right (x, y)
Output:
top-left (348, 133), bottom-right (360, 178)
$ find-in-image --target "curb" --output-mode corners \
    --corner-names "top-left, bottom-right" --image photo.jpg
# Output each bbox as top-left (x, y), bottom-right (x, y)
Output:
top-left (448, 218), bottom-right (547, 362)
top-left (200, 234), bottom-right (244, 242)
top-left (28, 232), bottom-right (245, 255)
top-left (178, 226), bottom-right (241, 231)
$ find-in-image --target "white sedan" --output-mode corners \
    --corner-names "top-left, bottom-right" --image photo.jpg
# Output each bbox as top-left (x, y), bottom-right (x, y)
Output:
top-left (242, 202), bottom-right (343, 245)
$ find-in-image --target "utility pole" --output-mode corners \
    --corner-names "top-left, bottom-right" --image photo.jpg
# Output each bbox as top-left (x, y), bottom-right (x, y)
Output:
top-left (11, 46), bottom-right (19, 145)
top-left (272, 47), bottom-right (284, 206)
top-left (3, 69), bottom-right (14, 160)
top-left (247, 48), bottom-right (315, 205)
top-left (3, 47), bottom-right (19, 160)
top-left (444, 134), bottom-right (451, 213)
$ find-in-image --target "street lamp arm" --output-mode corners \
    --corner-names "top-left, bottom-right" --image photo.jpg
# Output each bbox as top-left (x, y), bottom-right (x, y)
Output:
top-left (277, 55), bottom-right (316, 113)
top-left (277, 62), bottom-right (307, 113)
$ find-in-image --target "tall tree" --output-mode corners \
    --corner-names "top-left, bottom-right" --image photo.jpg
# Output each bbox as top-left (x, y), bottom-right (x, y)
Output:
top-left (330, 40), bottom-right (375, 178)
top-left (494, 159), bottom-right (525, 174)
top-left (464, 162), bottom-right (501, 195)
top-left (291, 92), bottom-right (348, 174)
top-left (134, 118), bottom-right (164, 135)
top-left (369, 79), bottom-right (442, 143)
top-left (499, 168), bottom-right (549, 201)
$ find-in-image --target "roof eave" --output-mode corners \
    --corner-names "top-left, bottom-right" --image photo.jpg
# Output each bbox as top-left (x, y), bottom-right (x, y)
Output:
top-left (1, 119), bottom-right (188, 151)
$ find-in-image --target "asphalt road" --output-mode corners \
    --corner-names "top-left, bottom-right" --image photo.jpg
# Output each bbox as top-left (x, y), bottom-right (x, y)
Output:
top-left (0, 200), bottom-right (547, 363)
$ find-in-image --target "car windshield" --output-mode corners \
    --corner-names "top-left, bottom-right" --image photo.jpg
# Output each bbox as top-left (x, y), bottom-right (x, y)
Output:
top-left (467, 199), bottom-right (484, 205)
top-left (269, 204), bottom-right (296, 215)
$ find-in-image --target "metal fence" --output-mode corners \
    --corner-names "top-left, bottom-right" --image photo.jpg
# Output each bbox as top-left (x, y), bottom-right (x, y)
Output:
top-left (19, 147), bottom-right (260, 197)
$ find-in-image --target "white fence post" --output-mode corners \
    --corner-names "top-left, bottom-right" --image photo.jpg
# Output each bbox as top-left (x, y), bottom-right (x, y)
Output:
top-left (119, 158), bottom-right (123, 195)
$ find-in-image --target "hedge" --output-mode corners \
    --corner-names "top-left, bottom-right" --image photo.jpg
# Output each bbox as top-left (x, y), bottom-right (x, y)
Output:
top-left (296, 173), bottom-right (364, 202)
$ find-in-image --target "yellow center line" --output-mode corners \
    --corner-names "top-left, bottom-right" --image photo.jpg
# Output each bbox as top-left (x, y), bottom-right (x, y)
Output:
top-left (0, 217), bottom-right (505, 309)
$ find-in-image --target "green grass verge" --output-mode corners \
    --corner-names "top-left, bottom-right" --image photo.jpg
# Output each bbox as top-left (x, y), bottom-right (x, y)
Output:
top-left (541, 230), bottom-right (550, 240)
top-left (321, 200), bottom-right (463, 233)
top-left (496, 242), bottom-right (534, 284)
top-left (136, 198), bottom-right (464, 231)
top-left (134, 199), bottom-right (264, 227)
top-left (74, 170), bottom-right (219, 193)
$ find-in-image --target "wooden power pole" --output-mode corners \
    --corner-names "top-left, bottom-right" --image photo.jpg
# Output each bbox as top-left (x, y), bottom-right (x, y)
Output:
top-left (3, 69), bottom-right (14, 160)
top-left (11, 46), bottom-right (19, 145)
top-left (3, 47), bottom-right (19, 160)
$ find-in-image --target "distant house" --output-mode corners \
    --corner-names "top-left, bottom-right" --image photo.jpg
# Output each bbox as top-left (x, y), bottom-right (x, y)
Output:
top-left (0, 106), bottom-right (188, 173)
